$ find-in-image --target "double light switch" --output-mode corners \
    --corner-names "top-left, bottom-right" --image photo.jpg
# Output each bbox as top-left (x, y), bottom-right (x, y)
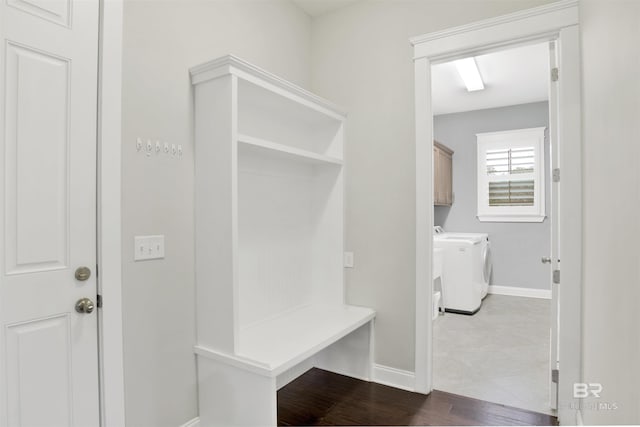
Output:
top-left (134, 235), bottom-right (165, 261)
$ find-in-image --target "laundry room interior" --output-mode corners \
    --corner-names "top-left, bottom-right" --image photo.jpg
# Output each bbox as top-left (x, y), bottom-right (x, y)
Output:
top-left (430, 42), bottom-right (554, 415)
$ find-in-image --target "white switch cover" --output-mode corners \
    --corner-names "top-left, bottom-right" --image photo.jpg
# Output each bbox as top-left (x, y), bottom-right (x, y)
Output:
top-left (134, 235), bottom-right (165, 261)
top-left (344, 251), bottom-right (354, 268)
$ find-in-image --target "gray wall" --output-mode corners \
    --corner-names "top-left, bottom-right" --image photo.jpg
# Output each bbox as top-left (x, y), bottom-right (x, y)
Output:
top-left (119, 0), bottom-right (640, 423)
top-left (433, 102), bottom-right (550, 290)
top-left (580, 1), bottom-right (640, 423)
top-left (312, 0), bottom-right (640, 421)
top-left (121, 1), bottom-right (311, 425)
top-left (310, 0), bottom-right (556, 372)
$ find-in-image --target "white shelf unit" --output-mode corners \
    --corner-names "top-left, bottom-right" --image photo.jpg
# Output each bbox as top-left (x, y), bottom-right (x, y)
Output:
top-left (192, 55), bottom-right (376, 426)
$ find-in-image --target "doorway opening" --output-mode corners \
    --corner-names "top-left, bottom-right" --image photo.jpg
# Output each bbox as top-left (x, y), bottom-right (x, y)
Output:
top-left (430, 42), bottom-right (556, 415)
top-left (411, 2), bottom-right (583, 425)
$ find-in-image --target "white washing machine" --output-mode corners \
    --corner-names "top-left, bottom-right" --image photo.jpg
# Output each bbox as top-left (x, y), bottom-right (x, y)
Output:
top-left (434, 228), bottom-right (492, 314)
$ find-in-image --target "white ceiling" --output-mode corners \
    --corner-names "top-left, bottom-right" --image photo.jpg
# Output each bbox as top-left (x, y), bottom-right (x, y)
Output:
top-left (432, 43), bottom-right (550, 116)
top-left (292, 0), bottom-right (359, 17)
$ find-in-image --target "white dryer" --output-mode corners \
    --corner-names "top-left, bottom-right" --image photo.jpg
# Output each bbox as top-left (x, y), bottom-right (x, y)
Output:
top-left (433, 229), bottom-right (492, 314)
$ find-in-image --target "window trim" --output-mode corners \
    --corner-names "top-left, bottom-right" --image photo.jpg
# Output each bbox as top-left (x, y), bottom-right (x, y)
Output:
top-left (476, 127), bottom-right (546, 222)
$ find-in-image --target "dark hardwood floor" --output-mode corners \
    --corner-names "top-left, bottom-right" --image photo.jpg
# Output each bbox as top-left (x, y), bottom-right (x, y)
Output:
top-left (277, 368), bottom-right (558, 426)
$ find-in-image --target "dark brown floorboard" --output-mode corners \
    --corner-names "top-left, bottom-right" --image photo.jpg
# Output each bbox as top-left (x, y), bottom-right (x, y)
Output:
top-left (277, 368), bottom-right (558, 426)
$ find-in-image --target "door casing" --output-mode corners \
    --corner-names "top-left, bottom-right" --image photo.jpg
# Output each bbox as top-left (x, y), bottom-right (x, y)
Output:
top-left (411, 0), bottom-right (582, 424)
top-left (96, 0), bottom-right (125, 425)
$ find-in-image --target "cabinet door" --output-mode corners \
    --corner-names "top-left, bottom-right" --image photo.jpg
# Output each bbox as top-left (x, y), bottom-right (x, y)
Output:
top-left (441, 152), bottom-right (452, 205)
top-left (433, 146), bottom-right (442, 204)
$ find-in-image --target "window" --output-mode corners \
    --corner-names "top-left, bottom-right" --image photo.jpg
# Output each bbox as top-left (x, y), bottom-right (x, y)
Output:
top-left (477, 127), bottom-right (546, 222)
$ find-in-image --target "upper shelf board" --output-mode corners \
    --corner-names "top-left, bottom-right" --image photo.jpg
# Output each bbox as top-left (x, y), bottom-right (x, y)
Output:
top-left (238, 134), bottom-right (343, 167)
top-left (190, 55), bottom-right (347, 121)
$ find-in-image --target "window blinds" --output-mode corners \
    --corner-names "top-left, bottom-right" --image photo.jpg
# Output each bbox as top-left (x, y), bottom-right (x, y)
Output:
top-left (486, 147), bottom-right (535, 175)
top-left (486, 147), bottom-right (535, 207)
top-left (489, 180), bottom-right (535, 206)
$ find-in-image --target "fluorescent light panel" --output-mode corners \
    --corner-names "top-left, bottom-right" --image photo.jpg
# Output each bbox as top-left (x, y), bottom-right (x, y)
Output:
top-left (454, 57), bottom-right (484, 92)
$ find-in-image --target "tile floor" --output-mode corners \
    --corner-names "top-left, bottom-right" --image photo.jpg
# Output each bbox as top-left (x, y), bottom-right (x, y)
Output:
top-left (433, 294), bottom-right (555, 415)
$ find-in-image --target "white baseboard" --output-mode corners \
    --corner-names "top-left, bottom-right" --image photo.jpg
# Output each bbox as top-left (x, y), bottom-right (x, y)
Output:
top-left (488, 285), bottom-right (551, 299)
top-left (372, 364), bottom-right (415, 392)
top-left (179, 417), bottom-right (200, 427)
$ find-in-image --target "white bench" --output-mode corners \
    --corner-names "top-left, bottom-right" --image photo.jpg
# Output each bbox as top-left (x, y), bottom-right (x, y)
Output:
top-left (195, 304), bottom-right (375, 426)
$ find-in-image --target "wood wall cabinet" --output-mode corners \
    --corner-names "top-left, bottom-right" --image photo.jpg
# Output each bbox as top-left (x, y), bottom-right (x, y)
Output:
top-left (434, 141), bottom-right (454, 206)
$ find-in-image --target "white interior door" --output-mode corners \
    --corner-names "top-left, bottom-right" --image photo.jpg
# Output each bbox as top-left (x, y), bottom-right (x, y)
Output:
top-left (0, 0), bottom-right (101, 425)
top-left (547, 40), bottom-right (560, 411)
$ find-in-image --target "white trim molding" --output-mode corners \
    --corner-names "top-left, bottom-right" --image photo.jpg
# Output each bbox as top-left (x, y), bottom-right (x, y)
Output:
top-left (190, 54), bottom-right (346, 118)
top-left (410, 0), bottom-right (578, 47)
top-left (97, 0), bottom-right (125, 425)
top-left (488, 285), bottom-right (551, 300)
top-left (179, 417), bottom-right (200, 427)
top-left (411, 0), bottom-right (579, 62)
top-left (412, 1), bottom-right (582, 425)
top-left (372, 364), bottom-right (416, 392)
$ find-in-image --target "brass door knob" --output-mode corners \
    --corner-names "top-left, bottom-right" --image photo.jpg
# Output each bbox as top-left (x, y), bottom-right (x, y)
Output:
top-left (75, 266), bottom-right (91, 281)
top-left (75, 298), bottom-right (95, 314)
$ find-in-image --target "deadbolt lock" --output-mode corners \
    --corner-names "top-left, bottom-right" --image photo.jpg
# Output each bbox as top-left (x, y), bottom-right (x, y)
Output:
top-left (75, 298), bottom-right (95, 314)
top-left (75, 266), bottom-right (91, 281)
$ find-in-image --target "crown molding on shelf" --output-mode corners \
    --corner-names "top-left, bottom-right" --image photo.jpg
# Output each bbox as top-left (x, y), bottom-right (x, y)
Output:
top-left (189, 54), bottom-right (347, 118)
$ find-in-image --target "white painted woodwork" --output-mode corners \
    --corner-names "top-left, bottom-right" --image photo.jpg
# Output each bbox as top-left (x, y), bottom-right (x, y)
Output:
top-left (555, 24), bottom-right (583, 424)
top-left (314, 320), bottom-right (374, 382)
top-left (548, 40), bottom-right (560, 411)
top-left (487, 285), bottom-right (552, 300)
top-left (195, 307), bottom-right (374, 378)
top-left (411, 2), bottom-right (582, 424)
top-left (0, 0), bottom-right (101, 425)
top-left (197, 357), bottom-right (278, 427)
top-left (7, 0), bottom-right (71, 27)
top-left (238, 305), bottom-right (373, 375)
top-left (372, 364), bottom-right (416, 392)
top-left (413, 55), bottom-right (432, 394)
top-left (192, 55), bottom-right (375, 426)
top-left (4, 43), bottom-right (70, 275)
top-left (97, 1), bottom-right (127, 424)
top-left (238, 134), bottom-right (343, 166)
top-left (197, 321), bottom-right (373, 427)
top-left (476, 127), bottom-right (546, 222)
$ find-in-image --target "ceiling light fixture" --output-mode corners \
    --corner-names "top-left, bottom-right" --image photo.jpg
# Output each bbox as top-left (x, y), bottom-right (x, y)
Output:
top-left (454, 57), bottom-right (485, 92)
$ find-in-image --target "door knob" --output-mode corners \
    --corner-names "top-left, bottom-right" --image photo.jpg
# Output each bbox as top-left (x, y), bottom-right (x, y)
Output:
top-left (75, 298), bottom-right (95, 314)
top-left (541, 256), bottom-right (552, 264)
top-left (75, 266), bottom-right (91, 281)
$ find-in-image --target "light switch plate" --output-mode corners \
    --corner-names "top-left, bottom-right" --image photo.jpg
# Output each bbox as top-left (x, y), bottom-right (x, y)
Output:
top-left (134, 235), bottom-right (165, 261)
top-left (344, 251), bottom-right (354, 268)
